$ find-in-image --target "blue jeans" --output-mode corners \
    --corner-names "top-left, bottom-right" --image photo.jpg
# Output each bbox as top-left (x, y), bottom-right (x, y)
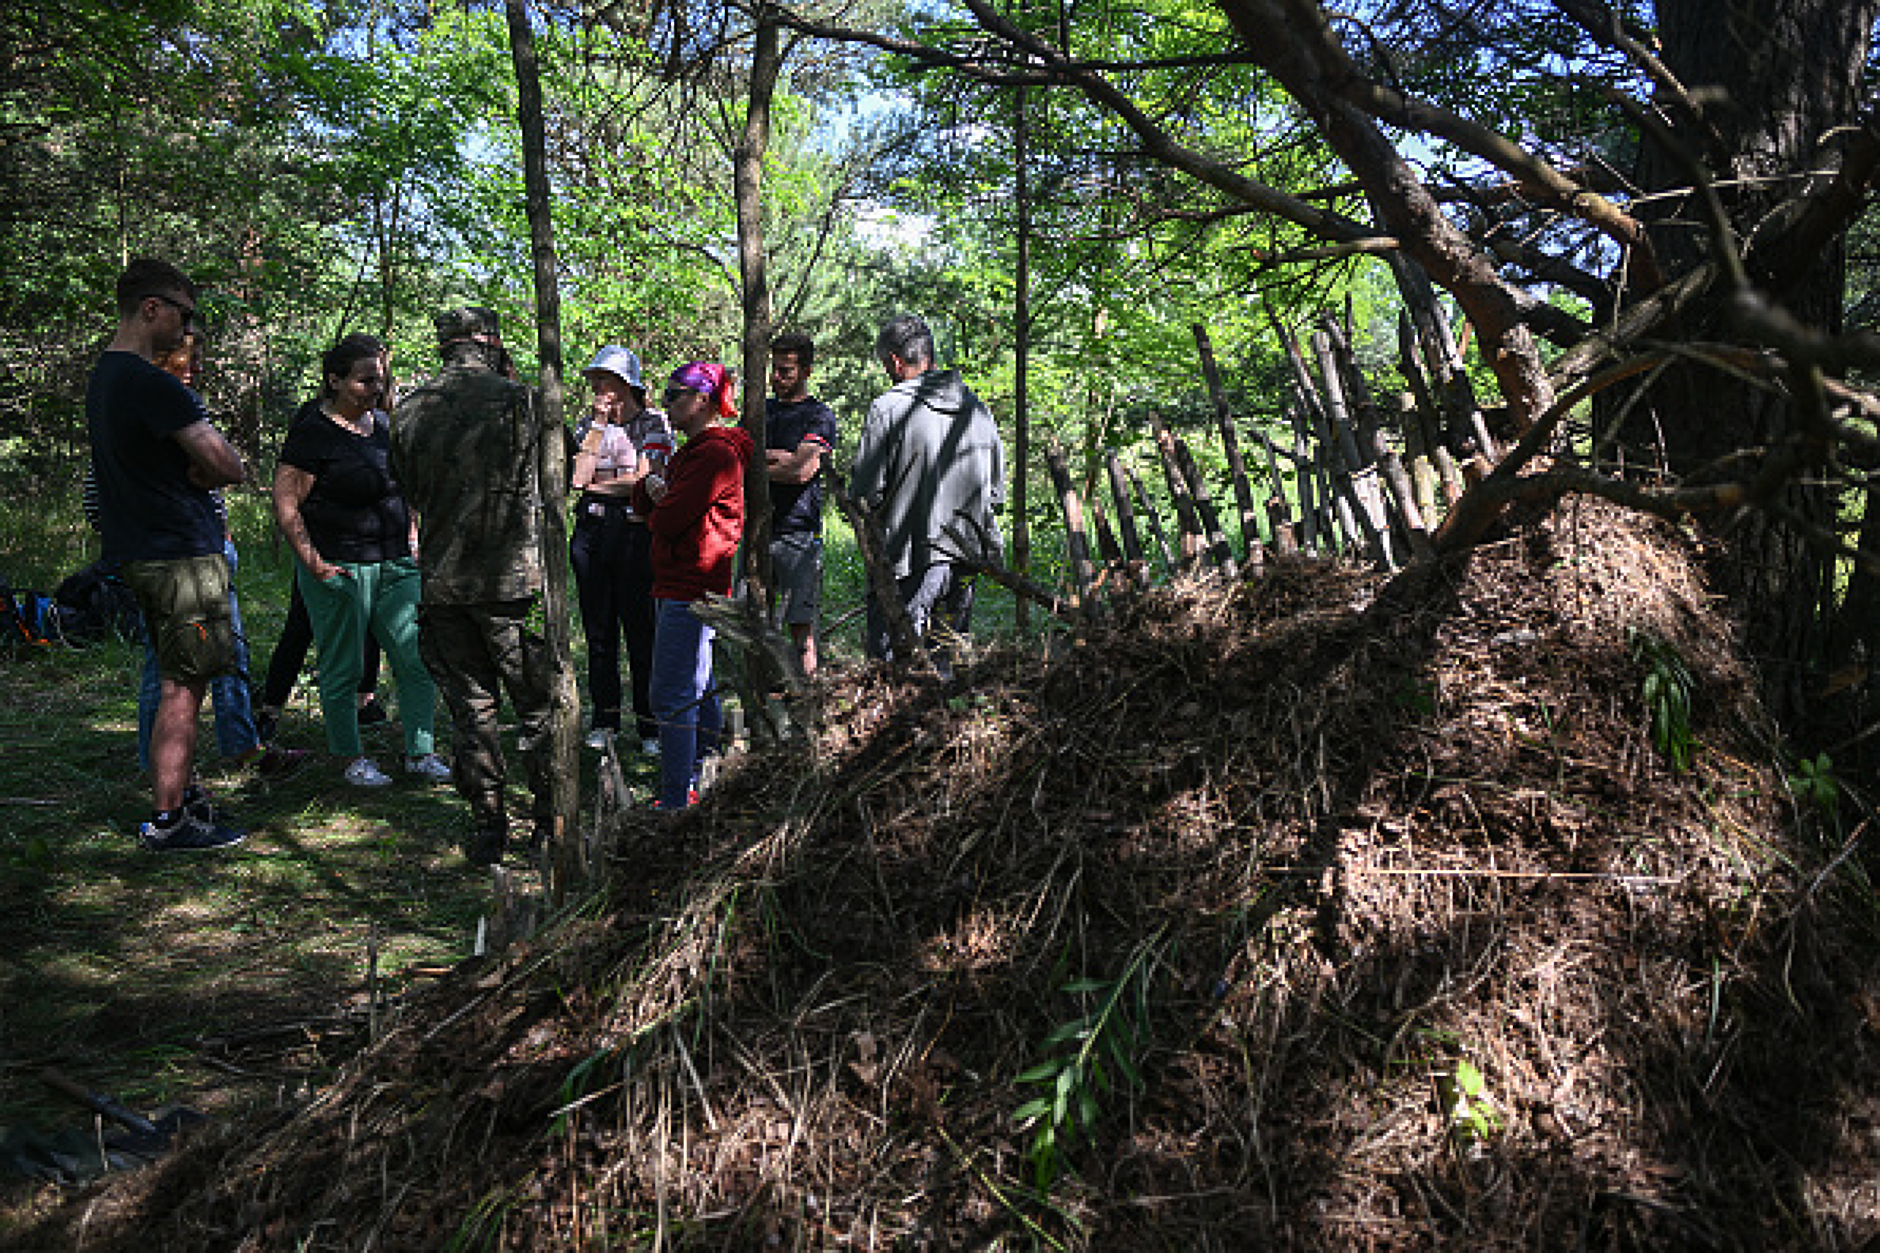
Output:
top-left (650, 598), bottom-right (720, 808)
top-left (137, 538), bottom-right (259, 769)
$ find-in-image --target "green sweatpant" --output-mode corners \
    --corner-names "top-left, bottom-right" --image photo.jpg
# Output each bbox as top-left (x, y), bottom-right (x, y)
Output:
top-left (295, 556), bottom-right (436, 758)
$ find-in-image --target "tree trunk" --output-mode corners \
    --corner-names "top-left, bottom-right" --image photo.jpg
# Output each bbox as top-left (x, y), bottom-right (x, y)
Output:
top-left (1623, 0), bottom-right (1879, 723)
top-left (1012, 78), bottom-right (1033, 634)
top-left (504, 0), bottom-right (581, 897)
top-left (736, 10), bottom-right (783, 602)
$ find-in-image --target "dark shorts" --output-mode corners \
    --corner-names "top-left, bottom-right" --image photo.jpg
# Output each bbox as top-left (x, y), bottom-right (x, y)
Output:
top-left (770, 531), bottom-right (823, 625)
top-left (120, 553), bottom-right (238, 684)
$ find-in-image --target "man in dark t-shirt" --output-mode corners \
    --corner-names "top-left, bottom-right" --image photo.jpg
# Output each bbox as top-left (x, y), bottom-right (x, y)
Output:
top-left (764, 332), bottom-right (838, 675)
top-left (87, 258), bottom-right (247, 852)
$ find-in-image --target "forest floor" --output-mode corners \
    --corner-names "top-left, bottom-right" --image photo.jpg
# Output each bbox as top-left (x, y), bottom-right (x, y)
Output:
top-left (5, 497), bottom-right (1880, 1249)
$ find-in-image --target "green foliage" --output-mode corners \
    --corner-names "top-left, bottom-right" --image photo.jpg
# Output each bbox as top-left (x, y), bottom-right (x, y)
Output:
top-left (1630, 629), bottom-right (1696, 773)
top-left (1435, 1057), bottom-right (1501, 1148)
top-left (1011, 934), bottom-right (1159, 1194)
top-left (1789, 752), bottom-right (1839, 819)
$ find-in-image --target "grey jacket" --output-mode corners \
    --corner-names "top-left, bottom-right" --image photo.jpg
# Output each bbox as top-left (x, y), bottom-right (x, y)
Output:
top-left (851, 369), bottom-right (1006, 579)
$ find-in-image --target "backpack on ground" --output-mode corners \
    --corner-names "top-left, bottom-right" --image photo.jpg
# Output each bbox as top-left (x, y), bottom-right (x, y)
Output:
top-left (54, 562), bottom-right (144, 645)
top-left (0, 576), bottom-right (62, 650)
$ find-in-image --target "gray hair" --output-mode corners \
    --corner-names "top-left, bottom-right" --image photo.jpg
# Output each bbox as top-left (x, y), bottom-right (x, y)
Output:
top-left (874, 314), bottom-right (935, 371)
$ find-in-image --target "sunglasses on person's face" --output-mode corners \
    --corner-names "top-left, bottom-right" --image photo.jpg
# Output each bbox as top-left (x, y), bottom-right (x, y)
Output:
top-left (146, 292), bottom-right (198, 326)
top-left (663, 386), bottom-right (698, 407)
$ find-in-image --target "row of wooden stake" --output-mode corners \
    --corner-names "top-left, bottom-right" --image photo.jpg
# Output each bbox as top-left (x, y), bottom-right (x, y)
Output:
top-left (1040, 294), bottom-right (1506, 617)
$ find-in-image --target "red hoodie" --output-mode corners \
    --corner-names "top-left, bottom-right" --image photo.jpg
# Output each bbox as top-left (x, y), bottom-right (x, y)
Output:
top-left (633, 422), bottom-right (754, 601)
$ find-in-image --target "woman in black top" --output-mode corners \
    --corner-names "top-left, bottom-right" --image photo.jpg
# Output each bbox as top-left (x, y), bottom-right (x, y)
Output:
top-left (273, 334), bottom-right (449, 787)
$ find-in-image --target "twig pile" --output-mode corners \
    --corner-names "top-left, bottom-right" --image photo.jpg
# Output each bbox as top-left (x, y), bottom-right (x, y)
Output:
top-left (31, 500), bottom-right (1880, 1250)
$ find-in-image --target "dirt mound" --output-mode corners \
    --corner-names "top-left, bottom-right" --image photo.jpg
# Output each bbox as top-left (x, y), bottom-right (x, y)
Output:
top-left (21, 501), bottom-right (1880, 1250)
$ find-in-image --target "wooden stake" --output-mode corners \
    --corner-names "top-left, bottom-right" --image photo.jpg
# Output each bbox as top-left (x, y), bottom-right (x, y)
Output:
top-left (1044, 435), bottom-right (1098, 609)
top-left (1105, 451), bottom-right (1146, 573)
top-left (1124, 457), bottom-right (1176, 577)
top-left (1171, 431), bottom-right (1239, 579)
top-left (1149, 413), bottom-right (1207, 571)
top-left (1193, 323), bottom-right (1263, 562)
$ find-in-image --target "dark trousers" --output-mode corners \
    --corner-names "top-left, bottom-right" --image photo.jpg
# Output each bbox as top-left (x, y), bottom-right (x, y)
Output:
top-left (864, 562), bottom-right (975, 675)
top-left (261, 576), bottom-right (380, 709)
top-left (417, 600), bottom-right (554, 830)
top-left (570, 503), bottom-right (657, 740)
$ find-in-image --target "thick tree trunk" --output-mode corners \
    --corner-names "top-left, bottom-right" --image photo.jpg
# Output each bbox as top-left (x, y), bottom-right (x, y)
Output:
top-left (1621, 0), bottom-right (1879, 723)
top-left (505, 0), bottom-right (581, 895)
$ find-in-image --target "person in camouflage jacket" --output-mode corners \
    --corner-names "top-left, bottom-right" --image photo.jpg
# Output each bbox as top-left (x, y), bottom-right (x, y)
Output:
top-left (391, 306), bottom-right (557, 866)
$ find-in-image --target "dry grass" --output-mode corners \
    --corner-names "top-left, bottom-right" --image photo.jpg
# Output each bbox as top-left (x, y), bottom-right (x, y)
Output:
top-left (12, 499), bottom-right (1880, 1250)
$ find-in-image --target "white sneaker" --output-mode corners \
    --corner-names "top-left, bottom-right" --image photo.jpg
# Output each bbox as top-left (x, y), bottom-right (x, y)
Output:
top-left (344, 757), bottom-right (392, 787)
top-left (640, 737), bottom-right (660, 756)
top-left (584, 727), bottom-right (610, 751)
top-left (406, 753), bottom-right (452, 782)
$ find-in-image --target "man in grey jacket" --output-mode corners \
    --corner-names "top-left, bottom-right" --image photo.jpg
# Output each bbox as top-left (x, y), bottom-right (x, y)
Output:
top-left (851, 313), bottom-right (1006, 668)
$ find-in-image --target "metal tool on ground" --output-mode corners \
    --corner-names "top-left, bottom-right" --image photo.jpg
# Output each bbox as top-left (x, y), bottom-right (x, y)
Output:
top-left (38, 1067), bottom-right (204, 1161)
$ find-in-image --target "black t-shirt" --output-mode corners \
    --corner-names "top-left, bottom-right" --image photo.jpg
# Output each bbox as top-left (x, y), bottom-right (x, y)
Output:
top-left (279, 404), bottom-right (412, 563)
top-left (766, 395), bottom-right (839, 535)
top-left (86, 350), bottom-right (221, 564)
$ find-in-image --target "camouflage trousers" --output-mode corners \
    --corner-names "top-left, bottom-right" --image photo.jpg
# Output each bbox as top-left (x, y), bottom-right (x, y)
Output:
top-left (417, 599), bottom-right (554, 830)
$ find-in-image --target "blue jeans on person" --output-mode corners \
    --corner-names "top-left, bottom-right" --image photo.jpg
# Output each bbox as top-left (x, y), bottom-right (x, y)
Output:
top-left (137, 538), bottom-right (260, 770)
top-left (650, 597), bottom-right (720, 808)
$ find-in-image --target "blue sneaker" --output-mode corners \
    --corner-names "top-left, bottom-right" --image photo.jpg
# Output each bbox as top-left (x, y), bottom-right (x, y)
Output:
top-left (139, 813), bottom-right (245, 852)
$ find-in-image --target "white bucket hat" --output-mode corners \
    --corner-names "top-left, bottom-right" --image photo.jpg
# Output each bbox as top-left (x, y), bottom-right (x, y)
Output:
top-left (583, 344), bottom-right (646, 395)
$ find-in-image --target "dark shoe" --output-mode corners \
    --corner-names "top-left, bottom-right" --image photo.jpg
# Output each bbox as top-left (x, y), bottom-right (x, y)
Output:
top-left (182, 783), bottom-right (217, 824)
top-left (464, 820), bottom-right (506, 866)
top-left (139, 813), bottom-right (245, 852)
top-left (356, 698), bottom-right (388, 727)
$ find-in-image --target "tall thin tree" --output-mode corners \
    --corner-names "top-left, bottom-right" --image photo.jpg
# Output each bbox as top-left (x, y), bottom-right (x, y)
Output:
top-left (505, 0), bottom-right (581, 892)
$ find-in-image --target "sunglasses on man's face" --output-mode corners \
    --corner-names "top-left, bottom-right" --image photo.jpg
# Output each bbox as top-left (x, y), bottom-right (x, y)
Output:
top-left (146, 292), bottom-right (199, 326)
top-left (663, 386), bottom-right (698, 407)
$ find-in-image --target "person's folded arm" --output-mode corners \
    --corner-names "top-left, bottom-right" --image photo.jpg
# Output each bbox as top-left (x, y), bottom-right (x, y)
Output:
top-left (175, 419), bottom-right (244, 489)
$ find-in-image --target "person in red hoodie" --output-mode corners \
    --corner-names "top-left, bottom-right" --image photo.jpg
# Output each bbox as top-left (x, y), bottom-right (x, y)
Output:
top-left (633, 362), bottom-right (754, 808)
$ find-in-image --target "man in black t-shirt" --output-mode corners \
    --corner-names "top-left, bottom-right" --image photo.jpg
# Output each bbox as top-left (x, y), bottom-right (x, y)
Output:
top-left (764, 332), bottom-right (839, 675)
top-left (87, 258), bottom-right (247, 852)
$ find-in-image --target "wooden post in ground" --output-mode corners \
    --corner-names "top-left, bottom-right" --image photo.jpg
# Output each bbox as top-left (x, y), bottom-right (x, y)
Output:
top-left (1398, 391), bottom-right (1439, 521)
top-left (1088, 494), bottom-right (1124, 568)
top-left (1193, 323), bottom-right (1264, 565)
top-left (1124, 456), bottom-right (1176, 577)
top-left (1105, 451), bottom-right (1146, 575)
top-left (1324, 318), bottom-right (1433, 562)
top-left (1044, 435), bottom-right (1098, 610)
top-left (1311, 327), bottom-right (1395, 568)
top-left (1288, 332), bottom-right (1382, 566)
top-left (1170, 431), bottom-right (1238, 579)
top-left (1149, 413), bottom-right (1207, 571)
top-left (1286, 393), bottom-right (1320, 555)
top-left (1266, 498), bottom-right (1299, 556)
top-left (1388, 252), bottom-right (1499, 464)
